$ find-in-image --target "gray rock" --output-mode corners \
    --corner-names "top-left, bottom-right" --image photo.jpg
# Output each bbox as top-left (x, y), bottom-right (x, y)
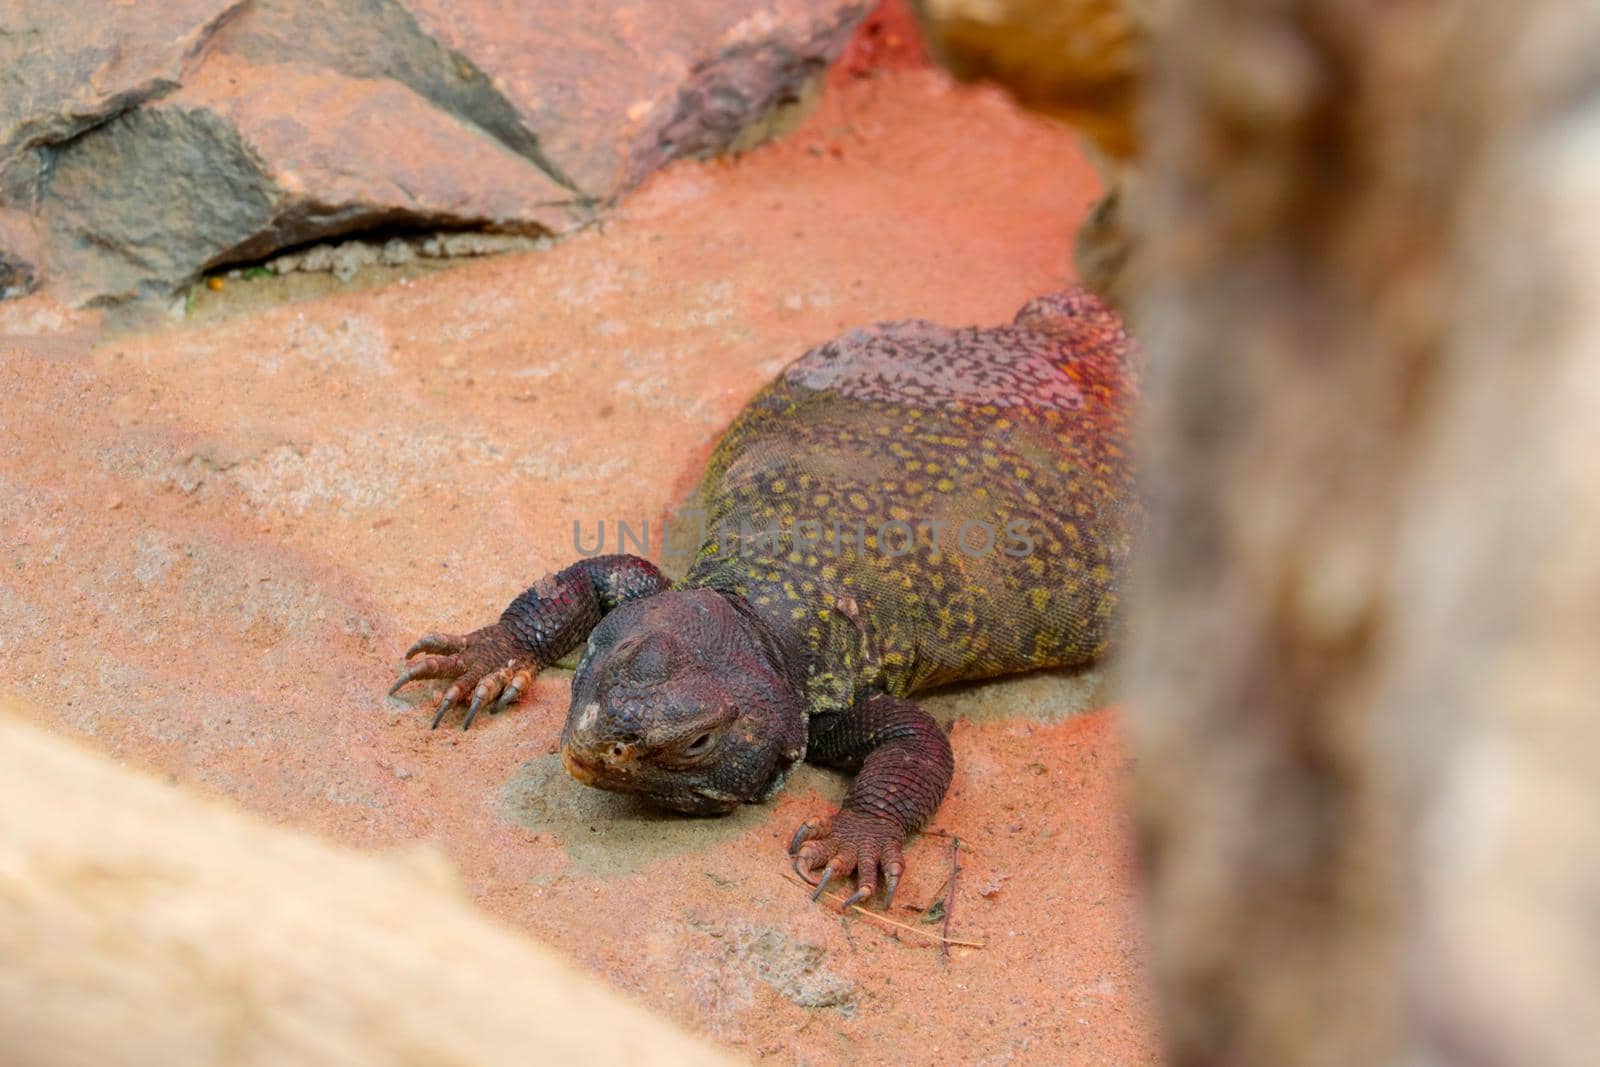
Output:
top-left (0, 0), bottom-right (869, 308)
top-left (42, 106), bottom-right (275, 307)
top-left (0, 207), bottom-right (39, 299)
top-left (0, 0), bottom-right (243, 161)
top-left (406, 0), bottom-right (871, 195)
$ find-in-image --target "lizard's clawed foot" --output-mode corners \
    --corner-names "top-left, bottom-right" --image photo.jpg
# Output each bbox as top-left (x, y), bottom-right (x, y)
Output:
top-left (789, 809), bottom-right (905, 911)
top-left (389, 623), bottom-right (538, 730)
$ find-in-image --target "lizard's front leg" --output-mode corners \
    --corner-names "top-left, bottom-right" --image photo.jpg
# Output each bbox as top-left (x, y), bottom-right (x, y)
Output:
top-left (389, 554), bottom-right (669, 729)
top-left (789, 694), bottom-right (954, 909)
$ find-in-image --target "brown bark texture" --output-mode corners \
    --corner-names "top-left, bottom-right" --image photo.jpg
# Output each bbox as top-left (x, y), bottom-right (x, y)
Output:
top-left (1127, 1), bottom-right (1600, 1065)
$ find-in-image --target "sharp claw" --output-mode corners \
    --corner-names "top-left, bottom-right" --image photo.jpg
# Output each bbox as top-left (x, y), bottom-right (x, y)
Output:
top-left (810, 868), bottom-right (835, 901)
top-left (883, 871), bottom-right (900, 912)
top-left (390, 653), bottom-right (465, 701)
top-left (793, 856), bottom-right (819, 886)
top-left (788, 822), bottom-right (814, 855)
top-left (406, 632), bottom-right (464, 658)
top-left (842, 886), bottom-right (871, 910)
top-left (430, 693), bottom-right (456, 729)
top-left (462, 692), bottom-right (489, 730)
top-left (497, 677), bottom-right (525, 711)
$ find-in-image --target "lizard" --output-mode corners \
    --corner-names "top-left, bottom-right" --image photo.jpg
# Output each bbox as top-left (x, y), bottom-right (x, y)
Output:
top-left (389, 286), bottom-right (1139, 909)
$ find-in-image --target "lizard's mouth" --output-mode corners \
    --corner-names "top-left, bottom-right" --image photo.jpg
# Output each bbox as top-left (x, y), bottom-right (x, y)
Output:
top-left (562, 733), bottom-right (643, 788)
top-left (561, 747), bottom-right (599, 785)
top-left (561, 743), bottom-right (743, 814)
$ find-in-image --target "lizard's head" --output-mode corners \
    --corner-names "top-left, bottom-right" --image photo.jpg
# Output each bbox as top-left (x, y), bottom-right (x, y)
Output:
top-left (560, 588), bottom-right (807, 814)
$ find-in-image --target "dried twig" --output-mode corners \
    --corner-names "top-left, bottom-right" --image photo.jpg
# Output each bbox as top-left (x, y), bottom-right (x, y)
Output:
top-left (941, 835), bottom-right (961, 961)
top-left (781, 872), bottom-right (985, 948)
top-left (919, 828), bottom-right (981, 854)
top-left (912, 869), bottom-right (956, 924)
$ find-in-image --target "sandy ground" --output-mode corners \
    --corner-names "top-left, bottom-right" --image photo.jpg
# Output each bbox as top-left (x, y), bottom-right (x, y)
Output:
top-left (0, 49), bottom-right (1158, 1067)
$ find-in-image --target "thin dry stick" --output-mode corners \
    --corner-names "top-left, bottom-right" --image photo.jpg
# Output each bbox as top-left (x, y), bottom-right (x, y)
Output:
top-left (920, 828), bottom-right (982, 854)
top-left (913, 868), bottom-right (956, 924)
top-left (781, 873), bottom-right (985, 949)
top-left (941, 835), bottom-right (961, 961)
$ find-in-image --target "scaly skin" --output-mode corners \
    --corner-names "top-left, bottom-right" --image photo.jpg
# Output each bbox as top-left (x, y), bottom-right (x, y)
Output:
top-left (391, 287), bottom-right (1139, 907)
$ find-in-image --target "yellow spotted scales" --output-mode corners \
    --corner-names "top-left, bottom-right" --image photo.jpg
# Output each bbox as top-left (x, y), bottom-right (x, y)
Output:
top-left (682, 287), bottom-right (1140, 718)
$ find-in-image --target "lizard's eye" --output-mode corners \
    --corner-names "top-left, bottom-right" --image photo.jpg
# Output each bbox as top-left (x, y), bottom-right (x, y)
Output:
top-left (681, 731), bottom-right (716, 758)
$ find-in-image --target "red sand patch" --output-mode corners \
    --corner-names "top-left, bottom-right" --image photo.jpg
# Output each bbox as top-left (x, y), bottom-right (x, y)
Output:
top-left (833, 0), bottom-right (932, 81)
top-left (0, 51), bottom-right (1154, 1067)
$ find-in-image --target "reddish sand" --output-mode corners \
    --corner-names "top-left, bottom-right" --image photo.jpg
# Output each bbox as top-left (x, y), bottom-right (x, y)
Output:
top-left (0, 34), bottom-right (1157, 1067)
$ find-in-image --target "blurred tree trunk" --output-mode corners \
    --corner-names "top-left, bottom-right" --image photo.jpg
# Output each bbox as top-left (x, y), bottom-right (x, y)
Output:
top-left (1127, 1), bottom-right (1600, 1064)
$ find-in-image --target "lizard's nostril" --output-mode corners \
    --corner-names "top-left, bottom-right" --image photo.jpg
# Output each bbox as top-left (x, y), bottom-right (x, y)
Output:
top-left (601, 740), bottom-right (638, 766)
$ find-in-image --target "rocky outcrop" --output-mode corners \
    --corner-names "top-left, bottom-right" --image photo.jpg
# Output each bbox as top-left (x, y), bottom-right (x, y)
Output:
top-left (0, 208), bottom-right (39, 299)
top-left (912, 0), bottom-right (1147, 160)
top-left (910, 0), bottom-right (1157, 307)
top-left (0, 0), bottom-right (868, 307)
top-left (0, 0), bottom-right (245, 164)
